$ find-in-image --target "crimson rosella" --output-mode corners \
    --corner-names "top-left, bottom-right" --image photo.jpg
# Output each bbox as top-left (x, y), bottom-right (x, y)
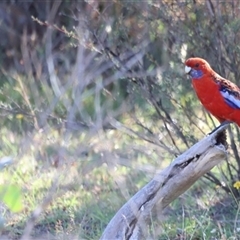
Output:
top-left (185, 57), bottom-right (240, 126)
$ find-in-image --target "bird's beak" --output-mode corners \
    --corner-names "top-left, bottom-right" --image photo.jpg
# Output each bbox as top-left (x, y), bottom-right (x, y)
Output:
top-left (185, 65), bottom-right (192, 74)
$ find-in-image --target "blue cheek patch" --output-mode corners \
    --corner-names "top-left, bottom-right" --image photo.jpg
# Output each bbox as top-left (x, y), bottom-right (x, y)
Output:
top-left (189, 69), bottom-right (203, 79)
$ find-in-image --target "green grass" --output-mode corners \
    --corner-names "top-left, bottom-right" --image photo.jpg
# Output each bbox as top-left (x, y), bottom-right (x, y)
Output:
top-left (0, 126), bottom-right (239, 240)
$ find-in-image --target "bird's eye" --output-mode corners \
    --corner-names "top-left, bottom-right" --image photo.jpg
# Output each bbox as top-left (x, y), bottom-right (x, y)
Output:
top-left (195, 63), bottom-right (199, 67)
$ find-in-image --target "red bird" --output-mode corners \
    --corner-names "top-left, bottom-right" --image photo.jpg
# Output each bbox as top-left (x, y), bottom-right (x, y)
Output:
top-left (185, 57), bottom-right (240, 126)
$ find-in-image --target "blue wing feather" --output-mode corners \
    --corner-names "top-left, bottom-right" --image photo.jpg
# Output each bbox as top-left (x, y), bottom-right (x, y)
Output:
top-left (218, 78), bottom-right (240, 109)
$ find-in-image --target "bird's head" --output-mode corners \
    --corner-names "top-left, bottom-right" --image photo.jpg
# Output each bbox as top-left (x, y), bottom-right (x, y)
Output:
top-left (185, 57), bottom-right (212, 79)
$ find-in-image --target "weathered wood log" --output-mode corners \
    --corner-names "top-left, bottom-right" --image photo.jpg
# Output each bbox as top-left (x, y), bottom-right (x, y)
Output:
top-left (100, 124), bottom-right (229, 240)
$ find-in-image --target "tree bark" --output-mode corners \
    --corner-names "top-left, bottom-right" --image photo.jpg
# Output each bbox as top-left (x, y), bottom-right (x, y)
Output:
top-left (100, 124), bottom-right (229, 240)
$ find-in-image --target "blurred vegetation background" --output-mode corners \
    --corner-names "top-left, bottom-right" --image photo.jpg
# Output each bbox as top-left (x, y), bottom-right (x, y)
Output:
top-left (1, 0), bottom-right (240, 239)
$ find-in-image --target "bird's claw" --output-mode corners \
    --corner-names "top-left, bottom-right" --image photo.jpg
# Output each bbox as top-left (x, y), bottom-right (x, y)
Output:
top-left (208, 120), bottom-right (232, 135)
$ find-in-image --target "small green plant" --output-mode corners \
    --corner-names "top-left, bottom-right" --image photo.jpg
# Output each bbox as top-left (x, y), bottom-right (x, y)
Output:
top-left (0, 185), bottom-right (22, 213)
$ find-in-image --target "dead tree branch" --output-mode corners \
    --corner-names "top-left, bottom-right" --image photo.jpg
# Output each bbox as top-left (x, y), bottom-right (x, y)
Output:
top-left (101, 124), bottom-right (229, 240)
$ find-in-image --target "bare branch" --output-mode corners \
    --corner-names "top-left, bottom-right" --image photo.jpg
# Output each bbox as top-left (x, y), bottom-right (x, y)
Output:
top-left (101, 124), bottom-right (228, 240)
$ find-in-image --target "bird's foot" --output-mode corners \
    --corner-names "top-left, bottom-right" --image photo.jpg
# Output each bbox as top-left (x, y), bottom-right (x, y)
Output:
top-left (208, 120), bottom-right (232, 135)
